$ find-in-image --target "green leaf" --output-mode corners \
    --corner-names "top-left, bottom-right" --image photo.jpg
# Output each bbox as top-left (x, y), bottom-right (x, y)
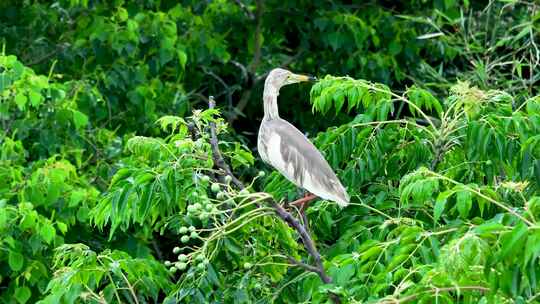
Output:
top-left (434, 190), bottom-right (452, 221)
top-left (28, 90), bottom-right (42, 107)
top-left (8, 250), bottom-right (24, 271)
top-left (14, 93), bottom-right (27, 110)
top-left (69, 190), bottom-right (86, 207)
top-left (14, 286), bottom-right (31, 304)
top-left (524, 230), bottom-right (540, 265)
top-left (138, 182), bottom-right (155, 221)
top-left (499, 222), bottom-right (528, 261)
top-left (456, 189), bottom-right (472, 218)
top-left (474, 222), bottom-right (506, 235)
top-left (72, 110), bottom-right (89, 129)
top-left (40, 222), bottom-right (56, 244)
top-left (57, 222), bottom-right (68, 234)
top-left (334, 263), bottom-right (355, 286)
top-left (178, 50), bottom-right (187, 69)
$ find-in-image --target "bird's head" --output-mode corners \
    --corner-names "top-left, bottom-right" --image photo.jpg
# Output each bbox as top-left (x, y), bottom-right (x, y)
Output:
top-left (265, 68), bottom-right (316, 90)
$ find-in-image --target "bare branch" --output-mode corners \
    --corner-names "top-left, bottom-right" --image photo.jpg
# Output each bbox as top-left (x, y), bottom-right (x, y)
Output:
top-left (271, 201), bottom-right (332, 284)
top-left (228, 49), bottom-right (305, 124)
top-left (249, 0), bottom-right (264, 74)
top-left (287, 256), bottom-right (322, 274)
top-left (230, 60), bottom-right (249, 85)
top-left (233, 0), bottom-right (255, 20)
top-left (25, 43), bottom-right (68, 66)
top-left (208, 96), bottom-right (245, 189)
top-left (202, 67), bottom-right (234, 108)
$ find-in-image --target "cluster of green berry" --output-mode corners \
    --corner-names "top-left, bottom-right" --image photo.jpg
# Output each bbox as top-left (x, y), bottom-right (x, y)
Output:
top-left (165, 172), bottom-right (267, 274)
top-left (178, 225), bottom-right (198, 243)
top-left (165, 226), bottom-right (209, 273)
top-left (186, 176), bottom-right (219, 220)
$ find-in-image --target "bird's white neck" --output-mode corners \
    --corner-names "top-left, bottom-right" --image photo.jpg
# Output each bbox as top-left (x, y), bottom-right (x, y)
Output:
top-left (263, 85), bottom-right (280, 120)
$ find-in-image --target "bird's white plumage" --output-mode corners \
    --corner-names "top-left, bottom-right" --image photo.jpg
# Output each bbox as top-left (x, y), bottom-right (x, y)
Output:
top-left (266, 133), bottom-right (290, 178)
top-left (263, 130), bottom-right (349, 207)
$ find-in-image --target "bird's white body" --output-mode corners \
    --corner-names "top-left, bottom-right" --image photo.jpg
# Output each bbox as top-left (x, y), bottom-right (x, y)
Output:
top-left (257, 69), bottom-right (350, 208)
top-left (258, 128), bottom-right (349, 206)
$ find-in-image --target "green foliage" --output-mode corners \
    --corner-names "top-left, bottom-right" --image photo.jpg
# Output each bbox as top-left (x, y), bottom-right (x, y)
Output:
top-left (1, 1), bottom-right (540, 303)
top-left (39, 244), bottom-right (171, 303)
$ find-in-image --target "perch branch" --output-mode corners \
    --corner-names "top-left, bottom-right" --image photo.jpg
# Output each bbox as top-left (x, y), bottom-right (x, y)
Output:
top-left (287, 256), bottom-right (324, 275)
top-left (208, 96), bottom-right (245, 190)
top-left (207, 96), bottom-right (339, 303)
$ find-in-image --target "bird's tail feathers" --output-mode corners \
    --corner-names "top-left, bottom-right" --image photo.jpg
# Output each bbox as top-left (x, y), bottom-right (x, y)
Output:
top-left (330, 181), bottom-right (350, 207)
top-left (335, 189), bottom-right (350, 207)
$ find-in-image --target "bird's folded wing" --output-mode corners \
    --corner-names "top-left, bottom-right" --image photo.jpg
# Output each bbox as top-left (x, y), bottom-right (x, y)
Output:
top-left (263, 119), bottom-right (350, 206)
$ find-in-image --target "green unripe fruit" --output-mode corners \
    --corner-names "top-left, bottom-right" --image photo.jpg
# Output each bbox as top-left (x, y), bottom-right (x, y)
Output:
top-left (258, 171), bottom-right (266, 177)
top-left (172, 246), bottom-right (180, 254)
top-left (178, 254), bottom-right (187, 262)
top-left (197, 263), bottom-right (206, 270)
top-left (205, 204), bottom-right (213, 211)
top-left (187, 205), bottom-right (196, 213)
top-left (169, 266), bottom-right (177, 273)
top-left (176, 262), bottom-right (187, 271)
top-left (224, 175), bottom-right (232, 183)
top-left (198, 213), bottom-right (208, 220)
top-left (181, 235), bottom-right (190, 243)
top-left (179, 226), bottom-right (188, 234)
top-left (201, 175), bottom-right (210, 182)
top-left (216, 191), bottom-right (226, 200)
top-left (188, 226), bottom-right (196, 232)
top-left (243, 262), bottom-right (252, 269)
top-left (211, 183), bottom-right (220, 193)
top-left (195, 254), bottom-right (205, 262)
top-left (190, 231), bottom-right (199, 239)
top-left (193, 203), bottom-right (202, 210)
top-left (164, 261), bottom-right (172, 267)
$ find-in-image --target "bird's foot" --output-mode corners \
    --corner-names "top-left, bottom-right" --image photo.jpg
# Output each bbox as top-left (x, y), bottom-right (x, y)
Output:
top-left (289, 193), bottom-right (317, 228)
top-left (290, 193), bottom-right (317, 209)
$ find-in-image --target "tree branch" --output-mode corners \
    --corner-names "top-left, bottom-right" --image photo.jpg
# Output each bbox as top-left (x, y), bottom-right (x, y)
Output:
top-left (25, 43), bottom-right (68, 66)
top-left (208, 96), bottom-right (245, 189)
top-left (207, 96), bottom-right (339, 303)
top-left (233, 0), bottom-right (255, 20)
top-left (271, 201), bottom-right (331, 284)
top-left (249, 0), bottom-right (264, 74)
top-left (287, 256), bottom-right (323, 274)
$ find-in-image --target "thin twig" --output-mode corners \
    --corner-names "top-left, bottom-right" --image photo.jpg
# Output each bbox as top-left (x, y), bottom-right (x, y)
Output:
top-left (151, 239), bottom-right (163, 260)
top-left (25, 44), bottom-right (67, 66)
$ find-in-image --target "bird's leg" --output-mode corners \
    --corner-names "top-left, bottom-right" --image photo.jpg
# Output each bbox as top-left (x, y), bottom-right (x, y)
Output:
top-left (289, 193), bottom-right (317, 208)
top-left (290, 193), bottom-right (317, 228)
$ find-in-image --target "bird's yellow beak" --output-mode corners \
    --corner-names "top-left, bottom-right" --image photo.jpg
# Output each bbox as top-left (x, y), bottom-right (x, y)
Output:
top-left (290, 73), bottom-right (317, 83)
